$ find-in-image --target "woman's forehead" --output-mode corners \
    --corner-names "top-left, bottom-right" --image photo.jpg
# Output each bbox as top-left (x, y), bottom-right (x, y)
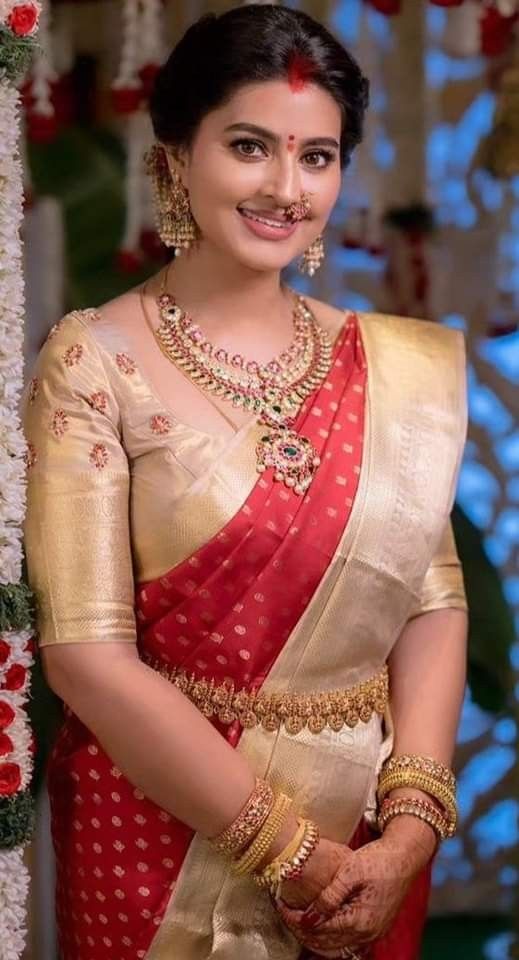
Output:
top-left (209, 80), bottom-right (342, 136)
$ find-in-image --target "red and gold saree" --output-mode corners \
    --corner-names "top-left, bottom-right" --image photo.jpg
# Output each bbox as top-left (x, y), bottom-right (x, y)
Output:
top-left (23, 305), bottom-right (467, 960)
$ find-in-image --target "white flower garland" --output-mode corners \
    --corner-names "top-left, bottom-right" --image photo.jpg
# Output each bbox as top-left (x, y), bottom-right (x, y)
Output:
top-left (113, 0), bottom-right (141, 92)
top-left (0, 81), bottom-right (26, 586)
top-left (0, 849), bottom-right (30, 960)
top-left (0, 72), bottom-right (35, 960)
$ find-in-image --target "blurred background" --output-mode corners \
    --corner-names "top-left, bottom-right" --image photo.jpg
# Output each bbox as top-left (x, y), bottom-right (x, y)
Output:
top-left (19, 0), bottom-right (518, 958)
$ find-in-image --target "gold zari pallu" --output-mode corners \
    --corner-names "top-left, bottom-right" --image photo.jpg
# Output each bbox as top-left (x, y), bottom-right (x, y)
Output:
top-left (144, 654), bottom-right (389, 735)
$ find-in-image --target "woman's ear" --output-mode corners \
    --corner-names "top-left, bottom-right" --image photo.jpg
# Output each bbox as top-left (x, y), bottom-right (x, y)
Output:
top-left (164, 145), bottom-right (189, 189)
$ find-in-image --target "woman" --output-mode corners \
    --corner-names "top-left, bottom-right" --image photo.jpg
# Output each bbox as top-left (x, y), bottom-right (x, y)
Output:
top-left (23, 6), bottom-right (468, 960)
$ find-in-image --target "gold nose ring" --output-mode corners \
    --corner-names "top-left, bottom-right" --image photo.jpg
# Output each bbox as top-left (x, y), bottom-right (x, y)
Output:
top-left (285, 192), bottom-right (312, 223)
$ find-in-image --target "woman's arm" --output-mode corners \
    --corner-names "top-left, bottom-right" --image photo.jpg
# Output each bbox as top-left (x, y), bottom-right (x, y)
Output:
top-left (44, 642), bottom-right (258, 836)
top-left (387, 605), bottom-right (468, 766)
top-left (380, 605), bottom-right (468, 854)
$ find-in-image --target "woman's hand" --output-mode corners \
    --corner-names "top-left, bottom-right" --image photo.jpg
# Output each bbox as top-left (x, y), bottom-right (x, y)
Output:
top-left (277, 837), bottom-right (356, 910)
top-left (276, 817), bottom-right (436, 956)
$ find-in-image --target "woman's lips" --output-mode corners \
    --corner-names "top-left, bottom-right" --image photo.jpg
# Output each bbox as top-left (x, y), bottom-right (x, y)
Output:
top-left (237, 207), bottom-right (298, 241)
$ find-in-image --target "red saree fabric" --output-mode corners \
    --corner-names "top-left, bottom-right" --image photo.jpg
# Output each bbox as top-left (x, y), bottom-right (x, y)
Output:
top-left (45, 314), bottom-right (426, 960)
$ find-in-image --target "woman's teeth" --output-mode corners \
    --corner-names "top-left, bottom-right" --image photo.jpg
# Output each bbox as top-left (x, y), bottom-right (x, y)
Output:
top-left (238, 208), bottom-right (288, 229)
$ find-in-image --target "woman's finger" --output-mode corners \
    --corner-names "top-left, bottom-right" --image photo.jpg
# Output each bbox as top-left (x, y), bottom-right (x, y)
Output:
top-left (308, 860), bottom-right (361, 917)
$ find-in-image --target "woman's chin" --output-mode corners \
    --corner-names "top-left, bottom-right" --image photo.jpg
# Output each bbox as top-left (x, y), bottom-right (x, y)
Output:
top-left (224, 241), bottom-right (302, 275)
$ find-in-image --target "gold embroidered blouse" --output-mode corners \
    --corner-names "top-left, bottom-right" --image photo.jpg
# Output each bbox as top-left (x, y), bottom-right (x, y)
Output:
top-left (22, 309), bottom-right (467, 650)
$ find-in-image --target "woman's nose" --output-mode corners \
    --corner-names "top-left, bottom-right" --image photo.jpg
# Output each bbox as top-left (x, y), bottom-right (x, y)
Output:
top-left (264, 156), bottom-right (301, 208)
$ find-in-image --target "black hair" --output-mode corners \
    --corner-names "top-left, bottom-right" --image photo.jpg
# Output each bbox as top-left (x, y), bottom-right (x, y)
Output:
top-left (149, 4), bottom-right (369, 169)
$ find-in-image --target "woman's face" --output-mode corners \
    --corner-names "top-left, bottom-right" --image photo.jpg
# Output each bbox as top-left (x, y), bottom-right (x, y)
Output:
top-left (172, 79), bottom-right (343, 273)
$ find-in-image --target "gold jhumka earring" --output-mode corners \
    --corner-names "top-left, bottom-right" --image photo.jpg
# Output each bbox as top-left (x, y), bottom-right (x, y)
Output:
top-left (145, 143), bottom-right (198, 254)
top-left (300, 235), bottom-right (325, 277)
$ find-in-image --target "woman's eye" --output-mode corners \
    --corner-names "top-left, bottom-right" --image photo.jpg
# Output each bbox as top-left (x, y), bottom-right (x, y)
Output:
top-left (303, 150), bottom-right (335, 169)
top-left (231, 139), bottom-right (266, 159)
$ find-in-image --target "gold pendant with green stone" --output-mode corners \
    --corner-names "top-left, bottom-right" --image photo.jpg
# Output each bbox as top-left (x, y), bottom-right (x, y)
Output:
top-left (255, 427), bottom-right (321, 496)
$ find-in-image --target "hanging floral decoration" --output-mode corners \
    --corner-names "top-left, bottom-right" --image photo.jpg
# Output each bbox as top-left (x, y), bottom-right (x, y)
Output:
top-left (0, 1), bottom-right (41, 82)
top-left (0, 1), bottom-right (38, 957)
top-left (22, 0), bottom-right (58, 143)
top-left (365, 0), bottom-right (518, 55)
top-left (113, 0), bottom-right (167, 273)
top-left (382, 204), bottom-right (436, 319)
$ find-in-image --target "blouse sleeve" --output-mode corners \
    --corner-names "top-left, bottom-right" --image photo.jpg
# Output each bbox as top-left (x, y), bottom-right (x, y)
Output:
top-left (408, 516), bottom-right (468, 620)
top-left (22, 312), bottom-right (137, 648)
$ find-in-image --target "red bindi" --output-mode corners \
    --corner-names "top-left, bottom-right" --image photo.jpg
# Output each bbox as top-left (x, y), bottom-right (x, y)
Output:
top-left (287, 135), bottom-right (296, 152)
top-left (287, 52), bottom-right (316, 93)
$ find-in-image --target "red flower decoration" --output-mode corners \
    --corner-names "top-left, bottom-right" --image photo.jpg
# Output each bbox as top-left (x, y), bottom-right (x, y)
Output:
top-left (7, 3), bottom-right (39, 37)
top-left (0, 702), bottom-right (16, 730)
top-left (365, 0), bottom-right (401, 13)
top-left (0, 762), bottom-right (22, 796)
top-left (27, 112), bottom-right (59, 145)
top-left (0, 640), bottom-right (10, 666)
top-left (115, 249), bottom-right (144, 274)
top-left (0, 733), bottom-right (14, 757)
top-left (2, 663), bottom-right (27, 692)
top-left (480, 6), bottom-right (517, 58)
top-left (111, 86), bottom-right (142, 115)
top-left (139, 64), bottom-right (160, 100)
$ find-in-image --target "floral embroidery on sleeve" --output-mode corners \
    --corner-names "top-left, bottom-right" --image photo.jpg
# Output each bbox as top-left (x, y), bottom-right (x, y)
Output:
top-left (89, 443), bottom-right (109, 470)
top-left (46, 319), bottom-right (65, 342)
top-left (115, 353), bottom-right (136, 376)
top-left (63, 344), bottom-right (84, 367)
top-left (25, 442), bottom-right (37, 469)
top-left (28, 377), bottom-right (39, 403)
top-left (150, 415), bottom-right (172, 436)
top-left (50, 409), bottom-right (69, 439)
top-left (87, 391), bottom-right (109, 413)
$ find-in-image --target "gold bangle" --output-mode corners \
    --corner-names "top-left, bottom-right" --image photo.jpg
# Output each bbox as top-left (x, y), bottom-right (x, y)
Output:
top-left (256, 818), bottom-right (320, 894)
top-left (378, 796), bottom-right (450, 841)
top-left (378, 771), bottom-right (456, 808)
top-left (233, 793), bottom-right (292, 876)
top-left (210, 779), bottom-right (274, 857)
top-left (377, 772), bottom-right (457, 836)
top-left (381, 754), bottom-right (455, 790)
top-left (255, 817), bottom-right (307, 888)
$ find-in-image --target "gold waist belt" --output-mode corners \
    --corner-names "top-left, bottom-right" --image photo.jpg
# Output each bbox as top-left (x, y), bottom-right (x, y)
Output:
top-left (144, 654), bottom-right (389, 735)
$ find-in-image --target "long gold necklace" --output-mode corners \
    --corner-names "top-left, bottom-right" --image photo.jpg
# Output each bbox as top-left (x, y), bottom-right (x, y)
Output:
top-left (145, 277), bottom-right (333, 495)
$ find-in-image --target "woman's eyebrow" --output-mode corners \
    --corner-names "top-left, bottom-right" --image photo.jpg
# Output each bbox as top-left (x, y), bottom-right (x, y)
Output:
top-left (224, 122), bottom-right (339, 150)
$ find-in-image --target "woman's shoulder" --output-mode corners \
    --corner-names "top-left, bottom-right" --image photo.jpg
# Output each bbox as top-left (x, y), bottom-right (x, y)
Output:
top-left (303, 297), bottom-right (464, 357)
top-left (358, 308), bottom-right (465, 348)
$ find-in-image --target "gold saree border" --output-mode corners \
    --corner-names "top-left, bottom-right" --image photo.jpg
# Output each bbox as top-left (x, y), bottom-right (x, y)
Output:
top-left (145, 313), bottom-right (467, 960)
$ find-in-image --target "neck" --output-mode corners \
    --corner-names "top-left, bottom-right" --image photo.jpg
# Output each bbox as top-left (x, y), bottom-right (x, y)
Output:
top-left (160, 242), bottom-right (293, 333)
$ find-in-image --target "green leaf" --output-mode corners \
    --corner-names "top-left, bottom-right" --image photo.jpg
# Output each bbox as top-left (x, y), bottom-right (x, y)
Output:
top-left (452, 503), bottom-right (515, 713)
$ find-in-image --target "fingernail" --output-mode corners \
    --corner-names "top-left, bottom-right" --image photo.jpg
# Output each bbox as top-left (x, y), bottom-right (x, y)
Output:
top-left (301, 909), bottom-right (325, 929)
